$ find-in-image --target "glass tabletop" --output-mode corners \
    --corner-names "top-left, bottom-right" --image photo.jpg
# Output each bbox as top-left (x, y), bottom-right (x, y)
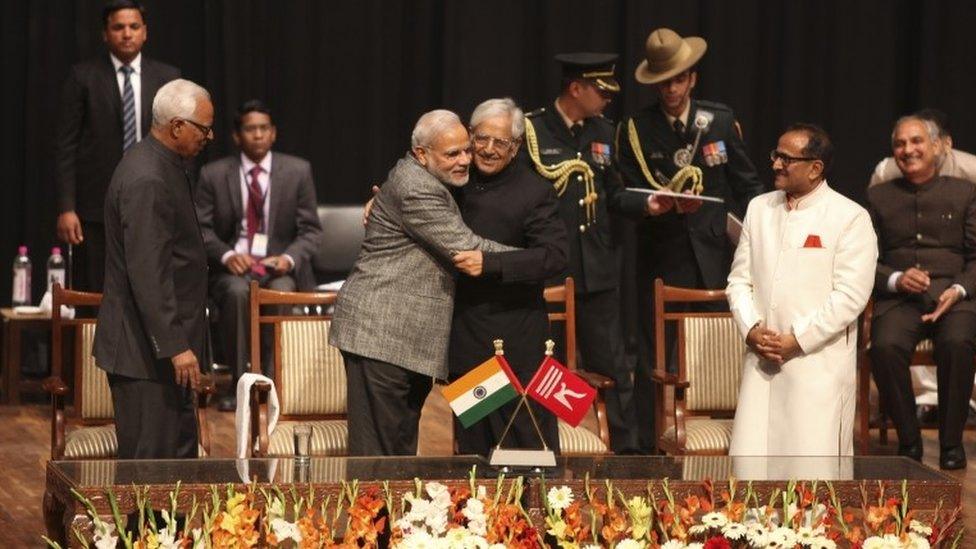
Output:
top-left (51, 455), bottom-right (953, 488)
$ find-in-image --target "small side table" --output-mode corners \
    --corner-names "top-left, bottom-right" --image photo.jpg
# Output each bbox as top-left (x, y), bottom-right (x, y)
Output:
top-left (0, 308), bottom-right (50, 404)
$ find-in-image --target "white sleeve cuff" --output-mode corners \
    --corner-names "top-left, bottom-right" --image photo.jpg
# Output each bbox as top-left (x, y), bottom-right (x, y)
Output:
top-left (221, 250), bottom-right (236, 265)
top-left (952, 283), bottom-right (967, 299)
top-left (282, 254), bottom-right (295, 269)
top-left (887, 271), bottom-right (902, 292)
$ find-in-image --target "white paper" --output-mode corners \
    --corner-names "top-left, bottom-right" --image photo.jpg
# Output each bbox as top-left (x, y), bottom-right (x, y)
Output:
top-left (625, 188), bottom-right (725, 203)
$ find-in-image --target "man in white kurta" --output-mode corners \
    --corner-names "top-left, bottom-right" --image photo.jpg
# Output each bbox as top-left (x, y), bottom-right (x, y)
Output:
top-left (727, 125), bottom-right (877, 456)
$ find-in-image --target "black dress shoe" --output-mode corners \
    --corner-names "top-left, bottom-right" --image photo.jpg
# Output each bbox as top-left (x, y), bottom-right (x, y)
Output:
top-left (897, 442), bottom-right (923, 462)
top-left (217, 396), bottom-right (237, 412)
top-left (940, 446), bottom-right (967, 470)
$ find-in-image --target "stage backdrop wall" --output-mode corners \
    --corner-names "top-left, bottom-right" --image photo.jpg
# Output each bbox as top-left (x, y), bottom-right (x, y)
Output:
top-left (2, 0), bottom-right (975, 303)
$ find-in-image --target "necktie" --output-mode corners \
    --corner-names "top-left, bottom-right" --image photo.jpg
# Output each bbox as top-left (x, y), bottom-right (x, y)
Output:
top-left (570, 123), bottom-right (583, 138)
top-left (246, 166), bottom-right (265, 248)
top-left (120, 65), bottom-right (136, 151)
top-left (673, 118), bottom-right (685, 137)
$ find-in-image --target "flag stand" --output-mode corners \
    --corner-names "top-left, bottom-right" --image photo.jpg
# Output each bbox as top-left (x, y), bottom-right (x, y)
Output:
top-left (488, 340), bottom-right (557, 469)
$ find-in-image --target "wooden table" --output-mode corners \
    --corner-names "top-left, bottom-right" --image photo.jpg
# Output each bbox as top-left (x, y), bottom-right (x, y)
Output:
top-left (0, 308), bottom-right (49, 404)
top-left (44, 455), bottom-right (961, 547)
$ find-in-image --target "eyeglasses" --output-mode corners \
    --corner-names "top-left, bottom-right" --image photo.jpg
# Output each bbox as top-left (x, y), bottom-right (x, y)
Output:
top-left (178, 117), bottom-right (214, 139)
top-left (472, 133), bottom-right (517, 151)
top-left (769, 150), bottom-right (818, 167)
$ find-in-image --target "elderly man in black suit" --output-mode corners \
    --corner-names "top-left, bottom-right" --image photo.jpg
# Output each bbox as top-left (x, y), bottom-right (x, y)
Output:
top-left (195, 99), bottom-right (323, 410)
top-left (868, 115), bottom-right (976, 470)
top-left (94, 78), bottom-right (213, 459)
top-left (54, 0), bottom-right (180, 291)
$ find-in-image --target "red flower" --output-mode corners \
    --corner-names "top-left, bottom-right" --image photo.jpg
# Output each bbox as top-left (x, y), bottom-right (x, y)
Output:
top-left (704, 536), bottom-right (732, 549)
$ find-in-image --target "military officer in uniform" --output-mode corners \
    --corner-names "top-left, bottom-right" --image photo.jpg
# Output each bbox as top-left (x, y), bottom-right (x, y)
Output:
top-left (520, 53), bottom-right (648, 453)
top-left (616, 28), bottom-right (763, 453)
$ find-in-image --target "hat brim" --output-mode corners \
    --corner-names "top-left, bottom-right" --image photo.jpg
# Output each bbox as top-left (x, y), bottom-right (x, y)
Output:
top-left (593, 77), bottom-right (620, 93)
top-left (635, 37), bottom-right (707, 85)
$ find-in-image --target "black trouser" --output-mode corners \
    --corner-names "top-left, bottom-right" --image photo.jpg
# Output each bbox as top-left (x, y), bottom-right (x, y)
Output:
top-left (870, 301), bottom-right (976, 449)
top-left (342, 352), bottom-right (432, 456)
top-left (210, 273), bottom-right (296, 388)
top-left (107, 373), bottom-right (198, 459)
top-left (551, 288), bottom-right (637, 453)
top-left (72, 221), bottom-right (106, 292)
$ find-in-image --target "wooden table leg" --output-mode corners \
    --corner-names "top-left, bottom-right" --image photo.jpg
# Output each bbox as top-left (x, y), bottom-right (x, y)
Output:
top-left (43, 488), bottom-right (68, 546)
top-left (7, 320), bottom-right (21, 405)
top-left (1, 317), bottom-right (10, 405)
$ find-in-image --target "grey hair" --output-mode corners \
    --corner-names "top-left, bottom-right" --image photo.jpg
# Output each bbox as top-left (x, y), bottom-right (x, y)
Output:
top-left (469, 97), bottom-right (525, 139)
top-left (891, 115), bottom-right (940, 145)
top-left (411, 109), bottom-right (462, 148)
top-left (152, 79), bottom-right (211, 128)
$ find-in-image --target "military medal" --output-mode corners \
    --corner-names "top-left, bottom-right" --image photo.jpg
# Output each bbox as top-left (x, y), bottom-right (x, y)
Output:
top-left (674, 145), bottom-right (693, 168)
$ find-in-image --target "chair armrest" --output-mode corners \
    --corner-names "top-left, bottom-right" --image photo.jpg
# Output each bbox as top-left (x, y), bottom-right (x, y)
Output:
top-left (250, 381), bottom-right (272, 456)
top-left (651, 371), bottom-right (690, 389)
top-left (576, 369), bottom-right (615, 390)
top-left (42, 376), bottom-right (69, 396)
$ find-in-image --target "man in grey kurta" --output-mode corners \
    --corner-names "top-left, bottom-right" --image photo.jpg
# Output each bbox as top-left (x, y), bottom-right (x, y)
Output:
top-left (330, 110), bottom-right (515, 455)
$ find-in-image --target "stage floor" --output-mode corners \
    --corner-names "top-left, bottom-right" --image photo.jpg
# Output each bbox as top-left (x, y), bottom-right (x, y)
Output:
top-left (2, 390), bottom-right (975, 547)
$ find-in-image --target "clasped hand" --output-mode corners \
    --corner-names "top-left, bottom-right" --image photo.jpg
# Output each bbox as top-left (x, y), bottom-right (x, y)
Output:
top-left (746, 322), bottom-right (802, 365)
top-left (896, 268), bottom-right (963, 323)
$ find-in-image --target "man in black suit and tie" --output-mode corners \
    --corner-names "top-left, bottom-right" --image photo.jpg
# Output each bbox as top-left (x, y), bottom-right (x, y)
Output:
top-left (94, 79), bottom-right (213, 459)
top-left (195, 100), bottom-right (323, 410)
top-left (54, 0), bottom-right (180, 291)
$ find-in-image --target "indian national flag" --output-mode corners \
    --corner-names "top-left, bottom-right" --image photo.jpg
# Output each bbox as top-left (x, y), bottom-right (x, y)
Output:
top-left (441, 356), bottom-right (523, 428)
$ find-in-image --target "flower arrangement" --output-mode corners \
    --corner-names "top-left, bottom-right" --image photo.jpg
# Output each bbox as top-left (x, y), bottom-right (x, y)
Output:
top-left (44, 472), bottom-right (962, 548)
top-left (538, 477), bottom-right (962, 549)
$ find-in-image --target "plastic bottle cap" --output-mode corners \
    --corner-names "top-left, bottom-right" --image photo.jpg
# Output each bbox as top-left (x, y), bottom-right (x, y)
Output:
top-left (51, 247), bottom-right (61, 255)
top-left (17, 246), bottom-right (27, 255)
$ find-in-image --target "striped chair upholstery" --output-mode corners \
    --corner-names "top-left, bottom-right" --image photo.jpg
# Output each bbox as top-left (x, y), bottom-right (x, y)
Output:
top-left (268, 320), bottom-right (348, 456)
top-left (279, 320), bottom-right (346, 416)
top-left (680, 455), bottom-right (734, 481)
top-left (65, 424), bottom-right (117, 459)
top-left (682, 317), bottom-right (745, 413)
top-left (558, 421), bottom-right (608, 455)
top-left (77, 323), bottom-right (113, 420)
top-left (916, 339), bottom-right (933, 354)
top-left (661, 418), bottom-right (735, 454)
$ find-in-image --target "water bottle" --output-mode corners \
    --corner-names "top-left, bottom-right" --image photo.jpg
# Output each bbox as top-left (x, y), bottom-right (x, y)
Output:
top-left (12, 246), bottom-right (31, 306)
top-left (47, 247), bottom-right (66, 292)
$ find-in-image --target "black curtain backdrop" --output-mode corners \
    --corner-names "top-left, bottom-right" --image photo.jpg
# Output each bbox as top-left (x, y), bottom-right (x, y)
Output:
top-left (3, 0), bottom-right (975, 303)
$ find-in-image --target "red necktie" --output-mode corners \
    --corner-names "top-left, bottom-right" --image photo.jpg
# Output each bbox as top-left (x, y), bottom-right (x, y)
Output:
top-left (246, 165), bottom-right (265, 248)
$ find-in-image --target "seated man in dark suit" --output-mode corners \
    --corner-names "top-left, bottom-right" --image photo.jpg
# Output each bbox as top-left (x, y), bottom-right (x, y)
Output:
top-left (868, 114), bottom-right (976, 470)
top-left (195, 99), bottom-right (322, 410)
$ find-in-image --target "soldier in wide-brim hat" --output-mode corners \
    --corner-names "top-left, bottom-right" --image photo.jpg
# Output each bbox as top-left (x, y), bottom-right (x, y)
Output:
top-left (616, 27), bottom-right (763, 454)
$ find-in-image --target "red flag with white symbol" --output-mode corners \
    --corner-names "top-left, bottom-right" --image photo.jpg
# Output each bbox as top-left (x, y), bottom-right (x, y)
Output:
top-left (525, 355), bottom-right (596, 427)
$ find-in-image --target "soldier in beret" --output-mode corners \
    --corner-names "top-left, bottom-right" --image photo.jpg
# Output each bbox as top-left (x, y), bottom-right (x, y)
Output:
top-left (520, 53), bottom-right (648, 453)
top-left (616, 28), bottom-right (763, 454)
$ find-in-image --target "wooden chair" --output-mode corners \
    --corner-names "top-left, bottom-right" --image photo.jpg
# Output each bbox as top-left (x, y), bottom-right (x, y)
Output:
top-left (855, 299), bottom-right (962, 454)
top-left (44, 284), bottom-right (213, 460)
top-left (248, 281), bottom-right (347, 457)
top-left (653, 279), bottom-right (745, 455)
top-left (545, 277), bottom-right (614, 455)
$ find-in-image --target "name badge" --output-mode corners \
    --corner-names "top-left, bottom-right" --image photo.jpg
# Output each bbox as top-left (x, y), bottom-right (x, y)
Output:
top-left (250, 233), bottom-right (269, 258)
